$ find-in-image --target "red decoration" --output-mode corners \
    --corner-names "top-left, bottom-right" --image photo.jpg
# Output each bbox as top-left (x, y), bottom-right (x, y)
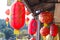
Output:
top-left (10, 1), bottom-right (25, 30)
top-left (40, 27), bottom-right (50, 36)
top-left (6, 17), bottom-right (9, 22)
top-left (50, 24), bottom-right (58, 37)
top-left (28, 19), bottom-right (38, 35)
top-left (25, 10), bottom-right (30, 15)
top-left (5, 9), bottom-right (10, 15)
top-left (25, 17), bottom-right (29, 22)
top-left (39, 11), bottom-right (53, 24)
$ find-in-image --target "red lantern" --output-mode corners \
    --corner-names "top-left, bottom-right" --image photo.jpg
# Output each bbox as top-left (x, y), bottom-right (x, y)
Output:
top-left (40, 27), bottom-right (50, 36)
top-left (50, 24), bottom-right (58, 37)
top-left (39, 11), bottom-right (53, 24)
top-left (5, 17), bottom-right (9, 26)
top-left (28, 19), bottom-right (38, 35)
top-left (10, 1), bottom-right (25, 34)
top-left (6, 17), bottom-right (9, 22)
top-left (25, 10), bottom-right (30, 15)
top-left (5, 9), bottom-right (10, 15)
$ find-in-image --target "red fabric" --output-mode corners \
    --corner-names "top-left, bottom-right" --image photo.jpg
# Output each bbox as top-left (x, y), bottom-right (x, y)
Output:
top-left (50, 24), bottom-right (58, 37)
top-left (10, 2), bottom-right (25, 30)
top-left (28, 19), bottom-right (38, 35)
top-left (39, 12), bottom-right (53, 24)
top-left (40, 27), bottom-right (50, 36)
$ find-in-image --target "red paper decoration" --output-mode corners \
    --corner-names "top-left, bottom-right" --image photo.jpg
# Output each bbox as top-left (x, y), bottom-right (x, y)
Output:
top-left (28, 19), bottom-right (38, 35)
top-left (5, 9), bottom-right (10, 15)
top-left (50, 24), bottom-right (58, 37)
top-left (6, 17), bottom-right (9, 22)
top-left (39, 11), bottom-right (53, 24)
top-left (25, 10), bottom-right (30, 15)
top-left (40, 27), bottom-right (50, 36)
top-left (10, 1), bottom-right (25, 30)
top-left (25, 17), bottom-right (29, 22)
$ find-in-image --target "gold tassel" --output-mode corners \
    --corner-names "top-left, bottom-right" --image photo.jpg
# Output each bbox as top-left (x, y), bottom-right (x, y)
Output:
top-left (43, 36), bottom-right (46, 40)
top-left (14, 29), bottom-right (20, 35)
top-left (44, 23), bottom-right (48, 27)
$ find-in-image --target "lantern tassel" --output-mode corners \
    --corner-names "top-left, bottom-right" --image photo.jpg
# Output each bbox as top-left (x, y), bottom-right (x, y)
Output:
top-left (43, 36), bottom-right (46, 40)
top-left (44, 23), bottom-right (48, 27)
top-left (14, 29), bottom-right (20, 35)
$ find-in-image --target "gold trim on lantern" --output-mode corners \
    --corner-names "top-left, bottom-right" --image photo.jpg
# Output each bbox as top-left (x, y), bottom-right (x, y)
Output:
top-left (44, 23), bottom-right (48, 27)
top-left (14, 29), bottom-right (20, 35)
top-left (43, 36), bottom-right (46, 40)
top-left (17, 0), bottom-right (21, 2)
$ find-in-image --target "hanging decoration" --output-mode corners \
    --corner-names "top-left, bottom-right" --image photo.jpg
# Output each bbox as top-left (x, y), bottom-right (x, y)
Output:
top-left (50, 24), bottom-right (58, 37)
top-left (25, 17), bottom-right (29, 26)
top-left (39, 11), bottom-right (53, 24)
top-left (25, 10), bottom-right (30, 15)
top-left (10, 0), bottom-right (25, 35)
top-left (5, 17), bottom-right (9, 26)
top-left (28, 19), bottom-right (38, 35)
top-left (40, 26), bottom-right (49, 36)
top-left (40, 23), bottom-right (50, 40)
top-left (5, 9), bottom-right (10, 15)
top-left (39, 11), bottom-right (54, 40)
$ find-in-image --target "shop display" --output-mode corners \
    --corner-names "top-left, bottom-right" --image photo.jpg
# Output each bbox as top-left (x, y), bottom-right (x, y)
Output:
top-left (0, 0), bottom-right (60, 40)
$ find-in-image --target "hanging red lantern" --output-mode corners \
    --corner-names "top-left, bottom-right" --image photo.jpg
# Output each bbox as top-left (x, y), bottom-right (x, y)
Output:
top-left (28, 19), bottom-right (38, 35)
top-left (25, 10), bottom-right (30, 15)
top-left (5, 9), bottom-right (10, 15)
top-left (10, 0), bottom-right (25, 35)
top-left (39, 11), bottom-right (53, 24)
top-left (50, 24), bottom-right (58, 37)
top-left (40, 26), bottom-right (50, 36)
top-left (5, 17), bottom-right (9, 26)
top-left (6, 17), bottom-right (9, 22)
